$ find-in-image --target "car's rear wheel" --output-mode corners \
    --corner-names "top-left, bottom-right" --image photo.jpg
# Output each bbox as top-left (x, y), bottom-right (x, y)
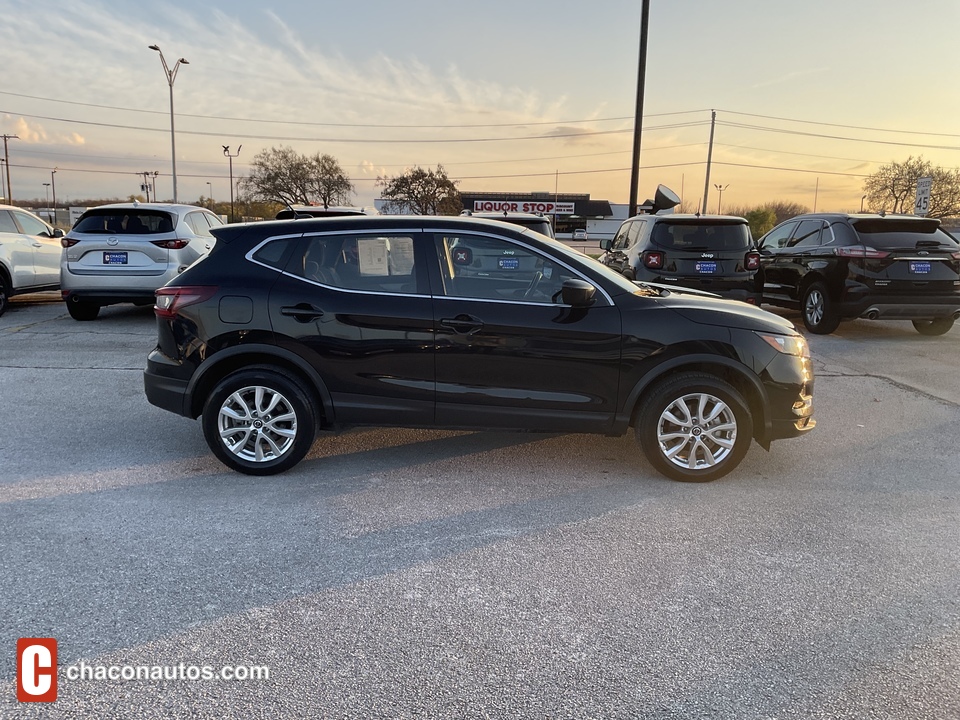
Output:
top-left (0, 275), bottom-right (9, 317)
top-left (66, 300), bottom-right (100, 321)
top-left (636, 372), bottom-right (753, 483)
top-left (912, 317), bottom-right (954, 336)
top-left (802, 281), bottom-right (840, 334)
top-left (202, 368), bottom-right (317, 475)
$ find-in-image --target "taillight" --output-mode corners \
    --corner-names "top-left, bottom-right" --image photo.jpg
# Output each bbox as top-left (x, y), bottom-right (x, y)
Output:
top-left (151, 239), bottom-right (190, 250)
top-left (835, 246), bottom-right (890, 259)
top-left (643, 251), bottom-right (664, 269)
top-left (61, 237), bottom-right (80, 248)
top-left (745, 251), bottom-right (760, 270)
top-left (951, 251), bottom-right (960, 260)
top-left (154, 286), bottom-right (217, 319)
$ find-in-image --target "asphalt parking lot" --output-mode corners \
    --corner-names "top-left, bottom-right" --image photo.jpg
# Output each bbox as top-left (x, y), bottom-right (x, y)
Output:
top-left (2, 292), bottom-right (958, 719)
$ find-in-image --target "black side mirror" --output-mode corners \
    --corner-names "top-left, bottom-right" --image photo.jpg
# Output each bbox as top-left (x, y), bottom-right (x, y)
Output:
top-left (561, 278), bottom-right (596, 307)
top-left (599, 238), bottom-right (612, 251)
top-left (52, 228), bottom-right (65, 238)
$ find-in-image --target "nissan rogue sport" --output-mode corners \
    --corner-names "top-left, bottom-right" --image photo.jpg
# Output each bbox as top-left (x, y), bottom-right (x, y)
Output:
top-left (144, 215), bottom-right (815, 483)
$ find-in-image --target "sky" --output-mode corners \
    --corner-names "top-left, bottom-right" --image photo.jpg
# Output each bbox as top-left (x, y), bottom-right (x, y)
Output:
top-left (1, 0), bottom-right (959, 214)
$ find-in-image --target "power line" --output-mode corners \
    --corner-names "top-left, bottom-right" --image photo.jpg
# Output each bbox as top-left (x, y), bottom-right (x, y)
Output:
top-left (719, 109), bottom-right (960, 138)
top-left (719, 121), bottom-right (960, 152)
top-left (0, 90), bottom-right (706, 129)
top-left (0, 108), bottom-right (708, 143)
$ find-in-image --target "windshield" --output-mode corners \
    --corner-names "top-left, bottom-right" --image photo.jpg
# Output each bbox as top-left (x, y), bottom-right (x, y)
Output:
top-left (537, 236), bottom-right (643, 294)
top-left (651, 221), bottom-right (751, 251)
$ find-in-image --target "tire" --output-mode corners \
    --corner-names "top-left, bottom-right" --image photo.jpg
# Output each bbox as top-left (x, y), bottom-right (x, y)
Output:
top-left (912, 317), bottom-right (954, 336)
top-left (801, 281), bottom-right (840, 334)
top-left (0, 275), bottom-right (9, 317)
top-left (201, 368), bottom-right (317, 475)
top-left (67, 300), bottom-right (100, 321)
top-left (636, 372), bottom-right (753, 483)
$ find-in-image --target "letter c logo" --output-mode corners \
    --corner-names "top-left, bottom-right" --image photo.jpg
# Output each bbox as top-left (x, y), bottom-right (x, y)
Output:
top-left (17, 638), bottom-right (57, 702)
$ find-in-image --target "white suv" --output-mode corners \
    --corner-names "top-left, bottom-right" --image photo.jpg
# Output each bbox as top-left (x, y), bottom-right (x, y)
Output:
top-left (60, 203), bottom-right (224, 320)
top-left (0, 204), bottom-right (64, 317)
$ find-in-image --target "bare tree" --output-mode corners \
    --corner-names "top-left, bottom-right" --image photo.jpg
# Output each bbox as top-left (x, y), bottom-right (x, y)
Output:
top-left (376, 165), bottom-right (461, 215)
top-left (863, 156), bottom-right (960, 218)
top-left (240, 147), bottom-right (354, 208)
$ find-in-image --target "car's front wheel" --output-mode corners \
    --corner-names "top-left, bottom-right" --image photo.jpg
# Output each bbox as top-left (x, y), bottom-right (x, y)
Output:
top-left (636, 372), bottom-right (753, 483)
top-left (801, 281), bottom-right (840, 334)
top-left (202, 368), bottom-right (317, 475)
top-left (912, 317), bottom-right (954, 336)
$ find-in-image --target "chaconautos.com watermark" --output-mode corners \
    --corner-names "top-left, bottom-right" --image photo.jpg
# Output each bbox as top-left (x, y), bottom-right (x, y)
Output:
top-left (17, 638), bottom-right (270, 703)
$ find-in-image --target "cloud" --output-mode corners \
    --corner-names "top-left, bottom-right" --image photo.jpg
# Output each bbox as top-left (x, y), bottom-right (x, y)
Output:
top-left (751, 67), bottom-right (831, 90)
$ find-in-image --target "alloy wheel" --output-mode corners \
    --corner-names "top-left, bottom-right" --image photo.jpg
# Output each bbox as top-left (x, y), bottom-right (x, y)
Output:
top-left (656, 392), bottom-right (737, 471)
top-left (217, 385), bottom-right (298, 463)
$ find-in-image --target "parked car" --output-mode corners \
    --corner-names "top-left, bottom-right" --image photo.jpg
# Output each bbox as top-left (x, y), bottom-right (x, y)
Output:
top-left (275, 206), bottom-right (374, 220)
top-left (573, 228), bottom-right (589, 240)
top-left (144, 215), bottom-right (815, 482)
top-left (755, 213), bottom-right (960, 335)
top-left (461, 210), bottom-right (556, 239)
top-left (598, 214), bottom-right (761, 304)
top-left (0, 204), bottom-right (63, 316)
top-left (60, 203), bottom-right (224, 320)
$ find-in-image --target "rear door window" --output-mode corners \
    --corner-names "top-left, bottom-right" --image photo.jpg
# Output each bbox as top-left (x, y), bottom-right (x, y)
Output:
top-left (788, 220), bottom-right (824, 248)
top-left (185, 212), bottom-right (213, 237)
top-left (289, 233), bottom-right (419, 295)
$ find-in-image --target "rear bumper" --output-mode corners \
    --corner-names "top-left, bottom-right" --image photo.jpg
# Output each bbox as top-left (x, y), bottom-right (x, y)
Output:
top-left (144, 349), bottom-right (191, 417)
top-left (63, 289), bottom-right (156, 306)
top-left (839, 292), bottom-right (960, 320)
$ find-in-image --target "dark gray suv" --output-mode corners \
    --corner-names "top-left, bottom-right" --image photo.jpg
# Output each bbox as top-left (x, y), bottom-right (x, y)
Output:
top-left (599, 214), bottom-right (761, 305)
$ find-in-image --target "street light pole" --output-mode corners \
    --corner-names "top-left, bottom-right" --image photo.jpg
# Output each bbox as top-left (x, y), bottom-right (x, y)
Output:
top-left (714, 183), bottom-right (728, 214)
top-left (223, 145), bottom-right (241, 223)
top-left (43, 182), bottom-right (50, 211)
top-left (860, 194), bottom-right (867, 213)
top-left (50, 168), bottom-right (57, 226)
top-left (149, 44), bottom-right (189, 203)
top-left (206, 181), bottom-right (213, 209)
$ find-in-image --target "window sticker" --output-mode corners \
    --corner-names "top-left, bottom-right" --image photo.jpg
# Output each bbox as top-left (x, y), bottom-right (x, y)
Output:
top-left (452, 246), bottom-right (473, 265)
top-left (357, 238), bottom-right (389, 276)
top-left (388, 236), bottom-right (415, 275)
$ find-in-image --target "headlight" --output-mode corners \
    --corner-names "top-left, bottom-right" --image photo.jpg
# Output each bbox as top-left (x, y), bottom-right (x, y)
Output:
top-left (757, 332), bottom-right (810, 358)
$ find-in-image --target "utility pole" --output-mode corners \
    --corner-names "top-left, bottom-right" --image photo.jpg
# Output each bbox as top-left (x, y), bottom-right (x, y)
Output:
top-left (50, 168), bottom-right (57, 226)
top-left (701, 110), bottom-right (716, 214)
top-left (628, 0), bottom-right (650, 218)
top-left (223, 145), bottom-right (241, 223)
top-left (2, 134), bottom-right (18, 205)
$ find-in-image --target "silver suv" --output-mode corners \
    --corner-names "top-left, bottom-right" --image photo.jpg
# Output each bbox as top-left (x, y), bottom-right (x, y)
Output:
top-left (60, 203), bottom-right (224, 320)
top-left (461, 211), bottom-right (556, 238)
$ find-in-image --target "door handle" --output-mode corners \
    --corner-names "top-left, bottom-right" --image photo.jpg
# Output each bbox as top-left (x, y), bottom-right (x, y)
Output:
top-left (440, 315), bottom-right (483, 334)
top-left (280, 303), bottom-right (324, 322)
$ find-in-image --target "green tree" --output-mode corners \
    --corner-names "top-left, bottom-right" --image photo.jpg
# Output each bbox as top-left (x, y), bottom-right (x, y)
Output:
top-left (863, 156), bottom-right (960, 218)
top-left (377, 165), bottom-right (461, 215)
top-left (240, 147), bottom-right (354, 208)
top-left (744, 207), bottom-right (777, 239)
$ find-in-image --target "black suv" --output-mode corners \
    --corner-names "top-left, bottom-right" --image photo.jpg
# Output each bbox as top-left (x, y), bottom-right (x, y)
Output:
top-left (144, 216), bottom-right (815, 482)
top-left (756, 213), bottom-right (960, 334)
top-left (598, 214), bottom-right (760, 305)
